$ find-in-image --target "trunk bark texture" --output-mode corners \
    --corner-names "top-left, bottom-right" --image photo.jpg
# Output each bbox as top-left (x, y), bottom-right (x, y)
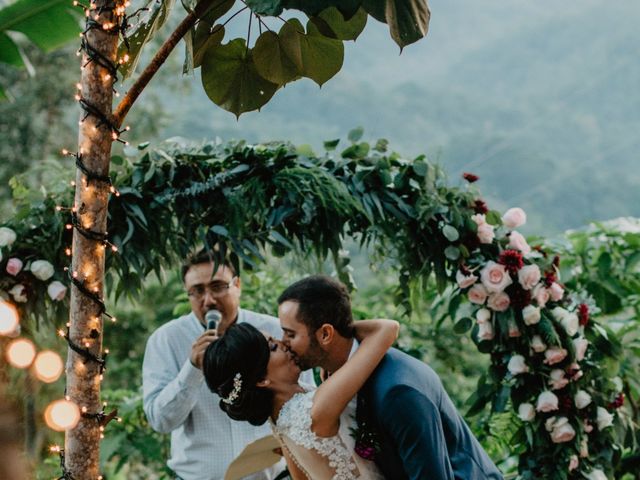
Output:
top-left (65, 1), bottom-right (121, 477)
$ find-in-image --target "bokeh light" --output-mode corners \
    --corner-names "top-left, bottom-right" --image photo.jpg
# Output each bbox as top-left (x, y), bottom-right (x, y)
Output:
top-left (6, 338), bottom-right (36, 369)
top-left (44, 399), bottom-right (81, 432)
top-left (33, 350), bottom-right (64, 383)
top-left (0, 299), bottom-right (19, 335)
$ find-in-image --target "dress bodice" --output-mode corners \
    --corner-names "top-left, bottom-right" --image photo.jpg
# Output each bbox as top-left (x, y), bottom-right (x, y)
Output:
top-left (271, 390), bottom-right (384, 480)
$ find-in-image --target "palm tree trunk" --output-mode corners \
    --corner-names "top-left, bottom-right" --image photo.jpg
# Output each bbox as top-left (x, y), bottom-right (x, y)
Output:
top-left (65, 1), bottom-right (121, 477)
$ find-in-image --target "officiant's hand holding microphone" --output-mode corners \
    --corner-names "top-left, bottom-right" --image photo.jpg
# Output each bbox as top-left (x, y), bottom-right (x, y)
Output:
top-left (190, 309), bottom-right (222, 369)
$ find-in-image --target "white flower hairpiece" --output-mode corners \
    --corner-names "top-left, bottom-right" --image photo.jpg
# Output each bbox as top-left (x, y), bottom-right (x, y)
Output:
top-left (221, 373), bottom-right (242, 405)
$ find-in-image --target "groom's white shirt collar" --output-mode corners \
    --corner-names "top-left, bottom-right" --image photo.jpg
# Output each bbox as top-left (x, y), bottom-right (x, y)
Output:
top-left (348, 338), bottom-right (360, 360)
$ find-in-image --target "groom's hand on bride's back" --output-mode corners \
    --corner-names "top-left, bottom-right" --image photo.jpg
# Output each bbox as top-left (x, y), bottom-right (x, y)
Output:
top-left (190, 329), bottom-right (219, 369)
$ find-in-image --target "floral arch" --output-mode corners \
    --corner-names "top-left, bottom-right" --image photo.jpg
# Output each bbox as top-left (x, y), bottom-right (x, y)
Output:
top-left (0, 133), bottom-right (627, 479)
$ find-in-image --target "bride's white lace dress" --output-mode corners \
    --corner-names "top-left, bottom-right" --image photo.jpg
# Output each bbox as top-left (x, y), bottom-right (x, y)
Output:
top-left (271, 389), bottom-right (384, 480)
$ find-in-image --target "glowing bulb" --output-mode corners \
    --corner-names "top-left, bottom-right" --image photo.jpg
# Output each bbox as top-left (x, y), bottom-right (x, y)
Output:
top-left (62, 148), bottom-right (69, 155)
top-left (50, 444), bottom-right (61, 453)
top-left (33, 350), bottom-right (64, 383)
top-left (57, 329), bottom-right (65, 337)
top-left (65, 248), bottom-right (72, 256)
top-left (6, 338), bottom-right (36, 368)
top-left (44, 399), bottom-right (81, 432)
top-left (0, 300), bottom-right (19, 336)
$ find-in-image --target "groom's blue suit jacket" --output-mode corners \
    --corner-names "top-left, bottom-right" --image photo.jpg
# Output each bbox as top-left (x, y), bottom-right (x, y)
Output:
top-left (358, 348), bottom-right (503, 480)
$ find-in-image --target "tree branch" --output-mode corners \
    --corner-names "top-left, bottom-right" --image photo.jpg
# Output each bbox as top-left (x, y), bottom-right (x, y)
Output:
top-left (113, 0), bottom-right (214, 127)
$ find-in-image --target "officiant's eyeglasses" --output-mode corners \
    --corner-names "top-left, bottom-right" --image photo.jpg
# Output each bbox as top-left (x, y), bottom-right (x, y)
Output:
top-left (187, 277), bottom-right (236, 299)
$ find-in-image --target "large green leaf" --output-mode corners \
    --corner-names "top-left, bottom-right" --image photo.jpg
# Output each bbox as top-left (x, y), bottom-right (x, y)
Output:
top-left (118, 0), bottom-right (175, 79)
top-left (279, 19), bottom-right (343, 87)
top-left (0, 0), bottom-right (81, 52)
top-left (201, 38), bottom-right (279, 117)
top-left (253, 30), bottom-right (300, 85)
top-left (244, 0), bottom-right (284, 16)
top-left (0, 32), bottom-right (25, 67)
top-left (311, 6), bottom-right (368, 41)
top-left (363, 0), bottom-right (430, 49)
top-left (190, 0), bottom-right (234, 68)
top-left (193, 24), bottom-right (225, 68)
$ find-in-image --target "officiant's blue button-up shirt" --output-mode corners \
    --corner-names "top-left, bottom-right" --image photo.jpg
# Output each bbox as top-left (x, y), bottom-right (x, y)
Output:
top-left (143, 309), bottom-right (288, 480)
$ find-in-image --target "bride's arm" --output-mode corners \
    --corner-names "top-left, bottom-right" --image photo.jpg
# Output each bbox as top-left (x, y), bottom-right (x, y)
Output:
top-left (310, 319), bottom-right (399, 437)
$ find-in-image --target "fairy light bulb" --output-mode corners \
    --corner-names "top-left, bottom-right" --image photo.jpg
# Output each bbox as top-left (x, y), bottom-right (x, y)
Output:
top-left (0, 299), bottom-right (19, 335)
top-left (44, 399), bottom-right (81, 432)
top-left (6, 338), bottom-right (36, 368)
top-left (33, 350), bottom-right (64, 383)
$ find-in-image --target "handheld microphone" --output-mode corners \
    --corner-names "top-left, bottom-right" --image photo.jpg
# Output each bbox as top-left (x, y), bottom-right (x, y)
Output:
top-left (205, 309), bottom-right (222, 330)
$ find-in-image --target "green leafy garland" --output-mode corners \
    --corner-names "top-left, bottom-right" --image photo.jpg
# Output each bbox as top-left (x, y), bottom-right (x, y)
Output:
top-left (0, 133), bottom-right (631, 478)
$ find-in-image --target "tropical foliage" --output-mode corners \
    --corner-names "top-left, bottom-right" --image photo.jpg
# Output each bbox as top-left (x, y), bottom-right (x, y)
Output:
top-left (1, 133), bottom-right (636, 478)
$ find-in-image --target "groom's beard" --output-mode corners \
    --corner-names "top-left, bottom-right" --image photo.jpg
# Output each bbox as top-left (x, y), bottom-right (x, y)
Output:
top-left (295, 335), bottom-right (327, 371)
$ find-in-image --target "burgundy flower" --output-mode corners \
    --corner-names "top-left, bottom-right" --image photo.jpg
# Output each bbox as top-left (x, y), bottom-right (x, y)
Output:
top-left (498, 249), bottom-right (524, 275)
top-left (463, 172), bottom-right (479, 183)
top-left (505, 283), bottom-right (531, 309)
top-left (559, 395), bottom-right (574, 412)
top-left (608, 393), bottom-right (625, 410)
top-left (544, 271), bottom-right (557, 287)
top-left (473, 199), bottom-right (489, 214)
top-left (355, 444), bottom-right (377, 461)
top-left (578, 304), bottom-right (589, 326)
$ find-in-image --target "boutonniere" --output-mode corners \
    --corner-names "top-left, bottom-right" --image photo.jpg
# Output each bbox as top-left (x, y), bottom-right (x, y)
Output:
top-left (350, 417), bottom-right (381, 461)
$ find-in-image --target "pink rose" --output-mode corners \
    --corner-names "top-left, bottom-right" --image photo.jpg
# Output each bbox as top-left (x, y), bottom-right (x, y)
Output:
top-left (471, 213), bottom-right (486, 226)
top-left (507, 355), bottom-right (528, 375)
top-left (6, 258), bottom-right (23, 276)
top-left (536, 391), bottom-right (559, 412)
top-left (548, 369), bottom-right (569, 390)
top-left (508, 231), bottom-right (531, 254)
top-left (518, 264), bottom-right (541, 290)
top-left (488, 292), bottom-right (511, 312)
top-left (550, 417), bottom-right (576, 443)
top-left (477, 223), bottom-right (495, 244)
top-left (549, 282), bottom-right (564, 301)
top-left (573, 337), bottom-right (589, 361)
top-left (480, 261), bottom-right (513, 293)
top-left (502, 207), bottom-right (527, 229)
top-left (544, 347), bottom-right (568, 365)
top-left (468, 284), bottom-right (488, 305)
top-left (47, 281), bottom-right (67, 301)
top-left (532, 284), bottom-right (550, 307)
top-left (567, 362), bottom-right (583, 381)
top-left (569, 455), bottom-right (579, 472)
top-left (583, 419), bottom-right (593, 434)
top-left (456, 270), bottom-right (477, 289)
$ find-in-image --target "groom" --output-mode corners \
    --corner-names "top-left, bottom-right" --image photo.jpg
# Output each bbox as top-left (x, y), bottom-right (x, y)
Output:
top-left (278, 275), bottom-right (503, 480)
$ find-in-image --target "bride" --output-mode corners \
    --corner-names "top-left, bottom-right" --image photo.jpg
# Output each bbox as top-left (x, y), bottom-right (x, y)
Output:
top-left (203, 319), bottom-right (398, 479)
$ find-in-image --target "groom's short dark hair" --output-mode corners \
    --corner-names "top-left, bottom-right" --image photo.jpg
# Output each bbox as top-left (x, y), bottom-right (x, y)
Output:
top-left (278, 275), bottom-right (355, 338)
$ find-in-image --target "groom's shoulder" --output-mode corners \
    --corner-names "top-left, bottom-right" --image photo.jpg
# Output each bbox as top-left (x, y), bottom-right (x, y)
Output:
top-left (368, 348), bottom-right (439, 387)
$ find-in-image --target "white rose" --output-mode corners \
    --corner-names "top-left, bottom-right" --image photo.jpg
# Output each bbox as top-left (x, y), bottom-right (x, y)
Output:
top-left (548, 369), bottom-right (569, 390)
top-left (518, 403), bottom-right (535, 422)
top-left (502, 207), bottom-right (527, 229)
top-left (552, 306), bottom-right (569, 321)
top-left (532, 284), bottom-right (550, 307)
top-left (536, 391), bottom-right (559, 412)
top-left (561, 312), bottom-right (579, 337)
top-left (508, 231), bottom-right (531, 254)
top-left (507, 355), bottom-right (529, 375)
top-left (596, 406), bottom-right (614, 430)
top-left (531, 335), bottom-right (547, 353)
top-left (30, 260), bottom-right (54, 281)
top-left (477, 321), bottom-right (495, 342)
top-left (476, 308), bottom-right (491, 324)
top-left (545, 416), bottom-right (557, 432)
top-left (575, 390), bottom-right (592, 409)
top-left (518, 264), bottom-right (541, 290)
top-left (522, 305), bottom-right (541, 325)
top-left (585, 469), bottom-right (608, 480)
top-left (456, 270), bottom-right (477, 289)
top-left (550, 416), bottom-right (576, 443)
top-left (9, 284), bottom-right (27, 303)
top-left (480, 261), bottom-right (513, 293)
top-left (573, 337), bottom-right (589, 361)
top-left (0, 227), bottom-right (17, 247)
top-left (47, 281), bottom-right (67, 301)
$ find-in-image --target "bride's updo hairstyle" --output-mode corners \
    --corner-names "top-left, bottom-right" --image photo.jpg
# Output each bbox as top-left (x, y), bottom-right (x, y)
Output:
top-left (203, 323), bottom-right (272, 426)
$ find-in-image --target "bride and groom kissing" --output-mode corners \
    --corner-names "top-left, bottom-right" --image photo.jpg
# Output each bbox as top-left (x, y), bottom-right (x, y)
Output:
top-left (203, 275), bottom-right (503, 480)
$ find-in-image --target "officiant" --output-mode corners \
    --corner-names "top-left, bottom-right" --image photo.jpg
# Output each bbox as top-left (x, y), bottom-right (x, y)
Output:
top-left (142, 249), bottom-right (290, 480)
